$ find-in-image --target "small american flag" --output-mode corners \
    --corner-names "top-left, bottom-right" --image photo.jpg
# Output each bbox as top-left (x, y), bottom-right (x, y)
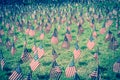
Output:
top-left (51, 28), bottom-right (58, 44)
top-left (87, 35), bottom-right (95, 50)
top-left (52, 49), bottom-right (58, 60)
top-left (62, 35), bottom-right (70, 49)
top-left (105, 19), bottom-right (113, 27)
top-left (37, 45), bottom-right (45, 59)
top-left (21, 48), bottom-right (32, 63)
top-left (65, 29), bottom-right (72, 41)
top-left (9, 64), bottom-right (23, 80)
top-left (49, 60), bottom-right (62, 80)
top-left (105, 30), bottom-right (112, 42)
top-left (73, 42), bottom-right (80, 60)
top-left (92, 27), bottom-right (97, 38)
top-left (1, 59), bottom-right (5, 70)
top-left (30, 54), bottom-right (40, 71)
top-left (89, 71), bottom-right (97, 78)
top-left (40, 33), bottom-right (44, 40)
top-left (93, 53), bottom-right (98, 60)
top-left (29, 26), bottom-right (35, 37)
top-left (65, 59), bottom-right (76, 78)
top-left (11, 42), bottom-right (16, 55)
top-left (100, 22), bottom-right (106, 34)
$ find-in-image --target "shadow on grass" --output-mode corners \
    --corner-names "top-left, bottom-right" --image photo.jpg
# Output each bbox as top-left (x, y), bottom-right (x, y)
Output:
top-left (79, 62), bottom-right (88, 66)
top-left (81, 46), bottom-right (87, 50)
top-left (17, 45), bottom-right (23, 48)
top-left (42, 62), bottom-right (51, 66)
top-left (37, 74), bottom-right (49, 80)
top-left (45, 44), bottom-right (51, 47)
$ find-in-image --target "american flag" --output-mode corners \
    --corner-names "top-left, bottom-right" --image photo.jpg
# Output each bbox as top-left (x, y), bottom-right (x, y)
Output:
top-left (32, 45), bottom-right (37, 53)
top-left (11, 42), bottom-right (16, 55)
top-left (49, 60), bottom-right (62, 80)
top-left (52, 49), bottom-right (58, 60)
top-left (25, 28), bottom-right (30, 35)
top-left (65, 29), bottom-right (72, 41)
top-left (113, 58), bottom-right (120, 73)
top-left (74, 42), bottom-right (80, 60)
top-left (87, 35), bottom-right (95, 50)
top-left (5, 37), bottom-right (11, 49)
top-left (29, 26), bottom-right (35, 37)
top-left (40, 33), bottom-right (44, 40)
top-left (62, 35), bottom-right (70, 49)
top-left (37, 45), bottom-right (45, 59)
top-left (30, 54), bottom-right (40, 71)
top-left (74, 73), bottom-right (80, 80)
top-left (92, 27), bottom-right (97, 38)
top-left (65, 59), bottom-right (76, 78)
top-left (9, 64), bottom-right (23, 80)
top-left (105, 19), bottom-right (113, 27)
top-left (89, 70), bottom-right (97, 78)
top-left (93, 53), bottom-right (98, 60)
top-left (21, 48), bottom-right (32, 63)
top-left (51, 28), bottom-right (58, 44)
top-left (100, 22), bottom-right (106, 34)
top-left (105, 30), bottom-right (112, 42)
top-left (1, 59), bottom-right (5, 70)
top-left (90, 66), bottom-right (100, 80)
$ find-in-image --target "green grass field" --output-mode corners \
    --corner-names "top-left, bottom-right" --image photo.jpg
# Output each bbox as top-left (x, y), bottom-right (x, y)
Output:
top-left (0, 2), bottom-right (120, 80)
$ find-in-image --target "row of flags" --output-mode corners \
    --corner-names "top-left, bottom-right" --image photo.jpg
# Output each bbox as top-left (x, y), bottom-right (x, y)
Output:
top-left (0, 2), bottom-right (120, 80)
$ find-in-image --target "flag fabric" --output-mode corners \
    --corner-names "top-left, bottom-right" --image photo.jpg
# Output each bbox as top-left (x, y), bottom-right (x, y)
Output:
top-left (32, 45), bottom-right (37, 53)
top-left (92, 27), bottom-right (97, 38)
top-left (32, 38), bottom-right (37, 53)
top-left (11, 42), bottom-right (16, 55)
top-left (62, 35), bottom-right (70, 49)
top-left (90, 66), bottom-right (101, 80)
top-left (29, 26), bottom-right (35, 37)
top-left (105, 19), bottom-right (113, 28)
top-left (9, 64), bottom-right (23, 80)
top-left (52, 49), bottom-right (58, 60)
top-left (74, 73), bottom-right (80, 80)
top-left (113, 58), bottom-right (120, 73)
top-left (89, 70), bottom-right (97, 79)
top-left (77, 24), bottom-right (84, 36)
top-left (0, 35), bottom-right (2, 44)
top-left (39, 30), bottom-right (44, 40)
top-left (24, 36), bottom-right (27, 47)
top-left (25, 27), bottom-right (30, 35)
top-left (65, 59), bottom-right (76, 78)
top-left (21, 48), bottom-right (32, 63)
top-left (73, 42), bottom-right (80, 60)
top-left (105, 30), bottom-right (112, 42)
top-left (5, 37), bottom-right (11, 49)
top-left (13, 33), bottom-right (18, 43)
top-left (45, 23), bottom-right (51, 33)
top-left (49, 60), bottom-right (62, 80)
top-left (1, 58), bottom-right (5, 70)
top-left (65, 29), bottom-right (72, 41)
top-left (100, 22), bottom-right (106, 34)
top-left (87, 35), bottom-right (95, 50)
top-left (93, 53), bottom-right (98, 60)
top-left (51, 28), bottom-right (59, 44)
top-left (37, 44), bottom-right (45, 59)
top-left (30, 54), bottom-right (40, 71)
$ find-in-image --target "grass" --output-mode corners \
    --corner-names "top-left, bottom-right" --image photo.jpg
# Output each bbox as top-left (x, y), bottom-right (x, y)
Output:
top-left (0, 3), bottom-right (120, 80)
